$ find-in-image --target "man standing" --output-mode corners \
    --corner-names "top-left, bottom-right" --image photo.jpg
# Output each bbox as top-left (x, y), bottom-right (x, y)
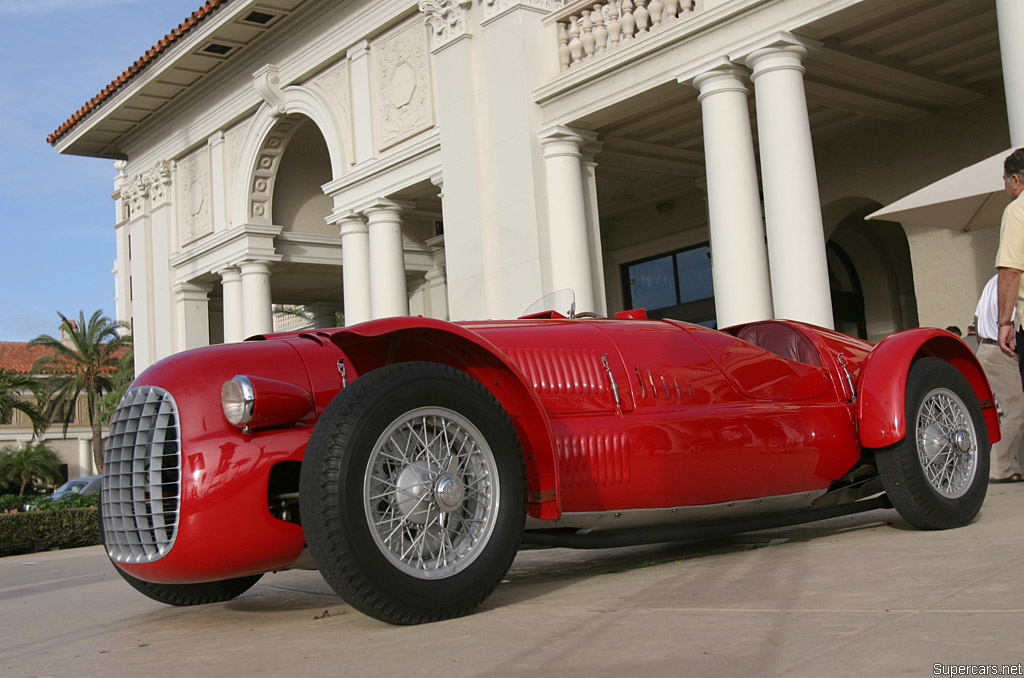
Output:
top-left (995, 148), bottom-right (1024, 370)
top-left (976, 274), bottom-right (1024, 482)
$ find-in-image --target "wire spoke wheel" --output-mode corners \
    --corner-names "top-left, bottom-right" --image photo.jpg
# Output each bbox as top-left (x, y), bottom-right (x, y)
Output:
top-left (915, 387), bottom-right (978, 499)
top-left (876, 358), bottom-right (989, 530)
top-left (365, 407), bottom-right (499, 579)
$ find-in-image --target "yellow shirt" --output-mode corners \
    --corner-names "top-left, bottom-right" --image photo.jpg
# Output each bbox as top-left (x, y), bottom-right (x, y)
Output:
top-left (995, 191), bottom-right (1024, 330)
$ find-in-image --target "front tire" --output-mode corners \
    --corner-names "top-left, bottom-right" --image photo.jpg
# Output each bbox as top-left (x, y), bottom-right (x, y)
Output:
top-left (876, 358), bottom-right (989, 529)
top-left (113, 567), bottom-right (263, 606)
top-left (300, 362), bottom-right (526, 625)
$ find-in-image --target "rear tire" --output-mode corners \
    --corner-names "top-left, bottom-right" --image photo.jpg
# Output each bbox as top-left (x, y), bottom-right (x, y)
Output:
top-left (876, 358), bottom-right (989, 529)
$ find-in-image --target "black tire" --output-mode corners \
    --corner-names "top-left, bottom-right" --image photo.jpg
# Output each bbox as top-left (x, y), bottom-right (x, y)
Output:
top-left (876, 358), bottom-right (989, 529)
top-left (98, 496), bottom-right (262, 606)
top-left (112, 567), bottom-right (263, 606)
top-left (299, 361), bottom-right (526, 625)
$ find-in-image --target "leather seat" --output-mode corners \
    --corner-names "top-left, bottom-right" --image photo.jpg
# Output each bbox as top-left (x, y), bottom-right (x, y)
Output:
top-left (736, 322), bottom-right (822, 367)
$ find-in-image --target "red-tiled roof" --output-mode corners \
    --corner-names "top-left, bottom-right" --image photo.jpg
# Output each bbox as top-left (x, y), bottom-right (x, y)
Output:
top-left (0, 343), bottom-right (60, 374)
top-left (0, 342), bottom-right (130, 375)
top-left (47, 0), bottom-right (230, 146)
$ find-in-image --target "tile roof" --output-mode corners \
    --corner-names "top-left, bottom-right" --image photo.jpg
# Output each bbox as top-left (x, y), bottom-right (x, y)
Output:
top-left (0, 343), bottom-right (61, 374)
top-left (0, 342), bottom-right (130, 375)
top-left (47, 0), bottom-right (229, 146)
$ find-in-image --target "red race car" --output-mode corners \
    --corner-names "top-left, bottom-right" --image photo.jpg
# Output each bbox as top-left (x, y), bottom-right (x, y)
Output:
top-left (101, 297), bottom-right (996, 625)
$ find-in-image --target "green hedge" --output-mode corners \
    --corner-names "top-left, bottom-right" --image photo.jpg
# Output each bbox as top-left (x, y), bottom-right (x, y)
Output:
top-left (0, 507), bottom-right (101, 557)
top-left (0, 494), bottom-right (30, 512)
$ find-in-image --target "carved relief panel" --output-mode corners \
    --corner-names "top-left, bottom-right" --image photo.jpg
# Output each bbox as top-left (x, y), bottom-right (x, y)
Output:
top-left (372, 16), bottom-right (434, 151)
top-left (308, 57), bottom-right (353, 166)
top-left (176, 146), bottom-right (213, 248)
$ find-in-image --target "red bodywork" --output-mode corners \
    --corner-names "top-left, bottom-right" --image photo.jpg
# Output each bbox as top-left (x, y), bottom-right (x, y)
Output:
top-left (109, 316), bottom-right (997, 585)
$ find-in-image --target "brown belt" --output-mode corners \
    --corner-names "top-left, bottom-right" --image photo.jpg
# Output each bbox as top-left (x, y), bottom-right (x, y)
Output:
top-left (979, 337), bottom-right (999, 346)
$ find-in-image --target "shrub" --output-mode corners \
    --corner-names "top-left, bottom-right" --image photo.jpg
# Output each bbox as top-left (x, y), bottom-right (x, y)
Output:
top-left (29, 492), bottom-right (100, 511)
top-left (0, 507), bottom-right (101, 557)
top-left (0, 494), bottom-right (31, 512)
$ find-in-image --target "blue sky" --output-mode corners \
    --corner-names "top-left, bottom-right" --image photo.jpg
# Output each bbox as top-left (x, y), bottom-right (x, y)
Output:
top-left (0, 0), bottom-right (202, 341)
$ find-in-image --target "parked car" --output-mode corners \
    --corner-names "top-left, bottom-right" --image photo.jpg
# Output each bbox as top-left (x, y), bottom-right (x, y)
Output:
top-left (100, 296), bottom-right (996, 624)
top-left (25, 475), bottom-right (102, 510)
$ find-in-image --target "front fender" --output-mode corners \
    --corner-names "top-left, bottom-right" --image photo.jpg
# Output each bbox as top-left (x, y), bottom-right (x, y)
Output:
top-left (326, 317), bottom-right (561, 520)
top-left (857, 328), bottom-right (999, 448)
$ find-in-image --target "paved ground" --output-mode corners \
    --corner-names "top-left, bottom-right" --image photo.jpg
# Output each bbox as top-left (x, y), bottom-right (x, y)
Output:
top-left (3, 483), bottom-right (1023, 678)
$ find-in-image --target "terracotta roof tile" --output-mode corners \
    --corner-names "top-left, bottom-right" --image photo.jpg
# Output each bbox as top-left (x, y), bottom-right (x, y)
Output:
top-left (47, 0), bottom-right (230, 146)
top-left (0, 343), bottom-right (60, 374)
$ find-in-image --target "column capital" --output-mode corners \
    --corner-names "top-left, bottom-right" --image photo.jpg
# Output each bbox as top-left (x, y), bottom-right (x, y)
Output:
top-left (678, 57), bottom-right (748, 90)
top-left (239, 259), bottom-right (274, 275)
top-left (736, 32), bottom-right (822, 75)
top-left (346, 39), bottom-right (371, 60)
top-left (539, 125), bottom-right (599, 157)
top-left (173, 280), bottom-right (213, 298)
top-left (362, 198), bottom-right (416, 219)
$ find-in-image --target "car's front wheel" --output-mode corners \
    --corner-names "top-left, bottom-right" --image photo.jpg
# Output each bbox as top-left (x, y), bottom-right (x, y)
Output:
top-left (876, 357), bottom-right (989, 529)
top-left (299, 362), bottom-right (526, 625)
top-left (113, 567), bottom-right (263, 606)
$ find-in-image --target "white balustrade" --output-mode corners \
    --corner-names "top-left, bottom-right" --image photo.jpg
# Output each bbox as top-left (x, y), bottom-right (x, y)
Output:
top-left (554, 0), bottom-right (697, 70)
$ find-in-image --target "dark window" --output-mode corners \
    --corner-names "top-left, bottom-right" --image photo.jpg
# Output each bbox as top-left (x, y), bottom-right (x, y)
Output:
top-left (50, 401), bottom-right (76, 425)
top-left (623, 243), bottom-right (716, 327)
top-left (1, 409), bottom-right (12, 425)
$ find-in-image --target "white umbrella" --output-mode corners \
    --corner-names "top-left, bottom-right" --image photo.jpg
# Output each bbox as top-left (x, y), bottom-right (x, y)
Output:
top-left (866, 147), bottom-right (1015, 232)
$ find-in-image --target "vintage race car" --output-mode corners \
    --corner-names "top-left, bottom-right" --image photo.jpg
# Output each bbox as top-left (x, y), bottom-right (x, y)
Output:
top-left (100, 299), bottom-right (996, 624)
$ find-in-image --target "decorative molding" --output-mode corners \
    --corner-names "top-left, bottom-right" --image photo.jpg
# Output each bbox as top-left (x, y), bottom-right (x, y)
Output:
top-left (419, 0), bottom-right (473, 50)
top-left (373, 17), bottom-right (434, 151)
top-left (307, 57), bottom-right (353, 165)
top-left (123, 161), bottom-right (173, 218)
top-left (253, 64), bottom-right (287, 117)
top-left (482, 0), bottom-right (566, 22)
top-left (176, 145), bottom-right (213, 248)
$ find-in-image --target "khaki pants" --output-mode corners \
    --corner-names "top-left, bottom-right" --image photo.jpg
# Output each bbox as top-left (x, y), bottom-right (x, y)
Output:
top-left (976, 342), bottom-right (1024, 478)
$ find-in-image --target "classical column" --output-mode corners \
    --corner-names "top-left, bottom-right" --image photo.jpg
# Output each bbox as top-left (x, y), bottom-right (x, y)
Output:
top-left (997, 0), bottom-right (1024, 146)
top-left (239, 260), bottom-right (274, 336)
top-left (687, 62), bottom-right (773, 326)
top-left (581, 140), bottom-right (608, 316)
top-left (746, 37), bottom-right (833, 329)
top-left (309, 302), bottom-right (338, 329)
top-left (174, 281), bottom-right (213, 351)
top-left (365, 201), bottom-right (411, 319)
top-left (539, 126), bottom-right (597, 313)
top-left (78, 438), bottom-right (94, 476)
top-left (347, 40), bottom-right (376, 164)
top-left (218, 266), bottom-right (244, 342)
top-left (336, 213), bottom-right (372, 326)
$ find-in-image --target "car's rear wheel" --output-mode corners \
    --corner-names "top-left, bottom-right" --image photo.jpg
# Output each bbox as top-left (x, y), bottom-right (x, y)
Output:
top-left (300, 362), bottom-right (526, 625)
top-left (876, 358), bottom-right (989, 529)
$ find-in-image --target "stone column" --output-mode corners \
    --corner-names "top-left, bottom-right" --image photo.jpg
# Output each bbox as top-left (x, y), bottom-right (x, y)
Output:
top-left (336, 213), bottom-right (372, 326)
top-left (309, 302), bottom-right (338, 329)
top-left (997, 0), bottom-right (1024, 146)
top-left (364, 200), bottom-right (411, 319)
top-left (687, 61), bottom-right (773, 327)
top-left (218, 266), bottom-right (244, 342)
top-left (581, 140), bottom-right (608, 316)
top-left (78, 438), bottom-right (94, 476)
top-left (539, 126), bottom-right (597, 313)
top-left (347, 40), bottom-right (376, 164)
top-left (174, 281), bottom-right (213, 350)
top-left (239, 260), bottom-right (274, 336)
top-left (746, 37), bottom-right (833, 329)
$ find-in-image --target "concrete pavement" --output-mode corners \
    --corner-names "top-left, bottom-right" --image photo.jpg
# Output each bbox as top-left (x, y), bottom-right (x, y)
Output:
top-left (3, 483), bottom-right (1023, 678)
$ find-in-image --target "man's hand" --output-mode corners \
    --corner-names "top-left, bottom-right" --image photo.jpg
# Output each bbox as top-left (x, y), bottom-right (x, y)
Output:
top-left (997, 267), bottom-right (1022, 357)
top-left (1000, 322), bottom-right (1018, 357)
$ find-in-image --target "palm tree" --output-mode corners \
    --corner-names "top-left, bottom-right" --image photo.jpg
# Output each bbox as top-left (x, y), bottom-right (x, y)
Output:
top-left (0, 443), bottom-right (63, 495)
top-left (30, 310), bottom-right (132, 472)
top-left (0, 369), bottom-right (47, 434)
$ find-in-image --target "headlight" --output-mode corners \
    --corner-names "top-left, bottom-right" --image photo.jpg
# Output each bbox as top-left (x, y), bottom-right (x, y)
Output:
top-left (222, 376), bottom-right (255, 426)
top-left (221, 374), bottom-right (315, 431)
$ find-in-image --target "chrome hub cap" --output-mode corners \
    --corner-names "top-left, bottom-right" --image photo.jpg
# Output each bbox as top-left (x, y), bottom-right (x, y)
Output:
top-left (364, 407), bottom-right (499, 579)
top-left (916, 388), bottom-right (977, 499)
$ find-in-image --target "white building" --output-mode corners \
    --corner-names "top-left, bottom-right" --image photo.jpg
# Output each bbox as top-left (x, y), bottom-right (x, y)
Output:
top-left (49, 0), bottom-right (1022, 371)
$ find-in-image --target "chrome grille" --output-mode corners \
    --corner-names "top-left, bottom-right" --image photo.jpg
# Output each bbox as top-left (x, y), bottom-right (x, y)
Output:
top-left (102, 385), bottom-right (181, 563)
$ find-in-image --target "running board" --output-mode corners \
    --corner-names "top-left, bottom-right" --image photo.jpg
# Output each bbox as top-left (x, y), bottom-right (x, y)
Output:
top-left (520, 494), bottom-right (893, 549)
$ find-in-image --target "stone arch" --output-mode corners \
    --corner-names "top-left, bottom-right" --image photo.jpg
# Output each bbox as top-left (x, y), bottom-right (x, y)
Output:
top-left (824, 198), bottom-right (918, 341)
top-left (232, 82), bottom-right (348, 228)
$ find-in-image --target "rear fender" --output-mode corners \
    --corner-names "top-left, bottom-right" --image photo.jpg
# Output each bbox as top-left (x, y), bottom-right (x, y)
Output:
top-left (328, 317), bottom-right (561, 520)
top-left (857, 328), bottom-right (998, 448)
